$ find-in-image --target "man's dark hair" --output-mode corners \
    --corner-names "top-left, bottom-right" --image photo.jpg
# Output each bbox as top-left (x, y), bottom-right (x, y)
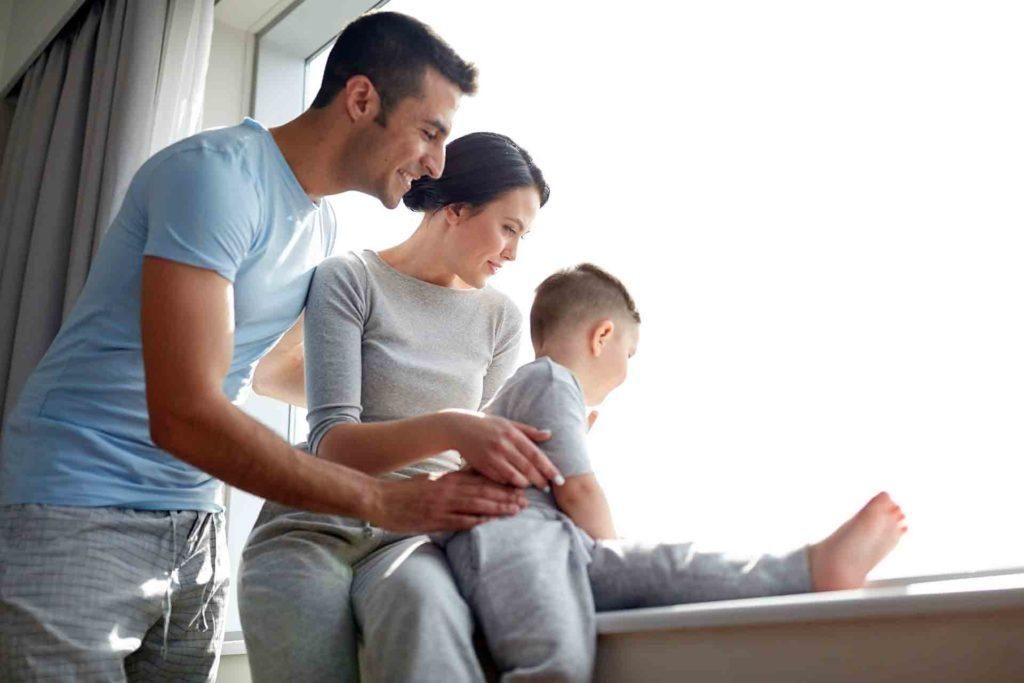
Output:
top-left (311, 11), bottom-right (477, 124)
top-left (403, 132), bottom-right (550, 212)
top-left (530, 264), bottom-right (641, 348)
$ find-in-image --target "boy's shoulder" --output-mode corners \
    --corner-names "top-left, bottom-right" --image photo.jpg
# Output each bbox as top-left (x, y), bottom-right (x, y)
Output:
top-left (488, 357), bottom-right (584, 414)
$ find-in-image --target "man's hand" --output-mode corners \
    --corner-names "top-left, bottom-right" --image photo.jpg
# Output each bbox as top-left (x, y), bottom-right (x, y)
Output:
top-left (364, 470), bottom-right (528, 532)
top-left (440, 409), bottom-right (563, 491)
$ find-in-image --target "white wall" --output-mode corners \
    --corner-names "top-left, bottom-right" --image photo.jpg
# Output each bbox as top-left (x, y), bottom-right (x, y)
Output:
top-left (202, 19), bottom-right (254, 130)
top-left (0, 0), bottom-right (86, 97)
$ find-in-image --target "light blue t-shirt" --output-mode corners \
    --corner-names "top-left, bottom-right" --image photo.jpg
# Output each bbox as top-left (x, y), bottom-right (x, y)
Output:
top-left (0, 118), bottom-right (336, 512)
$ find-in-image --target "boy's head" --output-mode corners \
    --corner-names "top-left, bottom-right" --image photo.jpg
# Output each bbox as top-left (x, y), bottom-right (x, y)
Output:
top-left (530, 264), bottom-right (641, 405)
top-left (310, 12), bottom-right (478, 207)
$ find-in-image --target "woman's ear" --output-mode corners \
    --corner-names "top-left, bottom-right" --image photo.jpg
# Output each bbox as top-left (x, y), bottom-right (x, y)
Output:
top-left (442, 203), bottom-right (470, 227)
top-left (590, 319), bottom-right (615, 357)
top-left (340, 75), bottom-right (380, 123)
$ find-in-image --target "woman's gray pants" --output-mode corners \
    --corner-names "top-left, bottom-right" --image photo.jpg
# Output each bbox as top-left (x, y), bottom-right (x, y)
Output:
top-left (238, 502), bottom-right (486, 683)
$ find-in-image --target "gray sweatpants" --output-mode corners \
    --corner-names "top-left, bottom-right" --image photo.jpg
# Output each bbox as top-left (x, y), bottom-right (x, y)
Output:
top-left (0, 504), bottom-right (228, 682)
top-left (238, 501), bottom-right (488, 683)
top-left (444, 508), bottom-right (811, 683)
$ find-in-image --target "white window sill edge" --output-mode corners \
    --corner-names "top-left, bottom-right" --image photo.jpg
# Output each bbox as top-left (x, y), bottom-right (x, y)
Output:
top-left (220, 565), bottom-right (1024, 656)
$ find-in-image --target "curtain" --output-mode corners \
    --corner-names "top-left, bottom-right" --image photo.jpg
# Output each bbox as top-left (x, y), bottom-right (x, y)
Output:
top-left (0, 0), bottom-right (214, 421)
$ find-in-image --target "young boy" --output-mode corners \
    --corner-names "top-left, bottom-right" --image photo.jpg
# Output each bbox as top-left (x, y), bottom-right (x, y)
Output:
top-left (443, 263), bottom-right (907, 682)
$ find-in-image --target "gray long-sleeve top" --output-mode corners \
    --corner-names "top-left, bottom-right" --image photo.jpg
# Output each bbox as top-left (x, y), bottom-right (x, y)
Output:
top-left (304, 250), bottom-right (523, 479)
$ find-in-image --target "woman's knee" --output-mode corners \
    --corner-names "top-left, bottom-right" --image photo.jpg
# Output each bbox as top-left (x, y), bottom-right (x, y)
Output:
top-left (239, 531), bottom-right (356, 642)
top-left (355, 540), bottom-right (473, 633)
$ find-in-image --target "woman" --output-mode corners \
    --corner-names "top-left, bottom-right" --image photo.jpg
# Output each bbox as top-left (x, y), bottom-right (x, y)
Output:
top-left (238, 132), bottom-right (552, 682)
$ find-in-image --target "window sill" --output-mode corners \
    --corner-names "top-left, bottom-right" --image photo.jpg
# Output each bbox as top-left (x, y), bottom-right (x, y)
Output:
top-left (219, 566), bottom-right (1024, 657)
top-left (596, 566), bottom-right (1024, 634)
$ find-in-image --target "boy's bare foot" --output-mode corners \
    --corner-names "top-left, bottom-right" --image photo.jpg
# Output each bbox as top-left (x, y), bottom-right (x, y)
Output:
top-left (808, 491), bottom-right (907, 592)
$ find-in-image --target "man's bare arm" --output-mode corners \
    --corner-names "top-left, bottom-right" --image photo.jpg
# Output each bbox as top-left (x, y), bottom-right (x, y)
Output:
top-left (252, 313), bottom-right (306, 407)
top-left (141, 256), bottom-right (525, 530)
top-left (552, 473), bottom-right (617, 540)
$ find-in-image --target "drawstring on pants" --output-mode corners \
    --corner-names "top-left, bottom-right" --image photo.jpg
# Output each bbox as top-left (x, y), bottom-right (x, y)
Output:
top-left (187, 514), bottom-right (219, 632)
top-left (161, 512), bottom-right (220, 659)
top-left (161, 514), bottom-right (179, 659)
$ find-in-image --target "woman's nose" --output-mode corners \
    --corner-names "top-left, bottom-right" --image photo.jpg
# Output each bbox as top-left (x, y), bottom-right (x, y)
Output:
top-left (502, 240), bottom-right (518, 262)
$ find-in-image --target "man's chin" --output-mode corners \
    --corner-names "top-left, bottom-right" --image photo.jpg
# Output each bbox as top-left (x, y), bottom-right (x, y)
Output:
top-left (378, 191), bottom-right (402, 210)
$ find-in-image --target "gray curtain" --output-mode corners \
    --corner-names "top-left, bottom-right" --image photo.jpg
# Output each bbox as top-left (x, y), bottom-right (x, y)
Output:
top-left (0, 0), bottom-right (213, 421)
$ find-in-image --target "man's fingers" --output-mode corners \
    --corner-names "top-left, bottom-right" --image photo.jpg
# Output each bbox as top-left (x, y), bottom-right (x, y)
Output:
top-left (447, 472), bottom-right (526, 506)
top-left (453, 494), bottom-right (521, 517)
top-left (443, 514), bottom-right (488, 531)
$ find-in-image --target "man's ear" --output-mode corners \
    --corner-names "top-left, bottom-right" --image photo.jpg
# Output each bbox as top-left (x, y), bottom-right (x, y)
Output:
top-left (339, 75), bottom-right (381, 124)
top-left (589, 319), bottom-right (615, 357)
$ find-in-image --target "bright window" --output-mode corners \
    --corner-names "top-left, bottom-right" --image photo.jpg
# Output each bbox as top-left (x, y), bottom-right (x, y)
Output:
top-left (297, 0), bottom-right (1024, 580)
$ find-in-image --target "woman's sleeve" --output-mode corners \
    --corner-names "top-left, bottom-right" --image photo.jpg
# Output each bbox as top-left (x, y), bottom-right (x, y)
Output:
top-left (480, 298), bottom-right (524, 408)
top-left (304, 256), bottom-right (368, 455)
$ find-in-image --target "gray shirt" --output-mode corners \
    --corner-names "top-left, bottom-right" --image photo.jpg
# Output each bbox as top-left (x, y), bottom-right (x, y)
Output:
top-left (304, 250), bottom-right (523, 479)
top-left (483, 357), bottom-right (593, 511)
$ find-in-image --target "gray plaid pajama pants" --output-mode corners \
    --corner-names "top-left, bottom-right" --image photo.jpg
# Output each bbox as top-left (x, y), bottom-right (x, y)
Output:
top-left (0, 504), bottom-right (228, 682)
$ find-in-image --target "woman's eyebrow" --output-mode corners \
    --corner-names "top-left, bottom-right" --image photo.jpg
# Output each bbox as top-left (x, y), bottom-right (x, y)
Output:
top-left (505, 217), bottom-right (524, 230)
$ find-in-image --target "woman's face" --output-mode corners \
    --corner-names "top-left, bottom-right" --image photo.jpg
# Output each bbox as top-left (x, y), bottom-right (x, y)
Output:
top-left (444, 186), bottom-right (541, 288)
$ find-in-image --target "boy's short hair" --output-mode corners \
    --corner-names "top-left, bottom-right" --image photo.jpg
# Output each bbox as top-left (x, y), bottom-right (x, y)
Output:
top-left (530, 264), bottom-right (641, 348)
top-left (311, 12), bottom-right (477, 124)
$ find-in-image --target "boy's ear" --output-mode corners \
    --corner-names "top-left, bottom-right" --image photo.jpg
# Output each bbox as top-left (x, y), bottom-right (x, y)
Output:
top-left (340, 75), bottom-right (381, 123)
top-left (590, 319), bottom-right (615, 357)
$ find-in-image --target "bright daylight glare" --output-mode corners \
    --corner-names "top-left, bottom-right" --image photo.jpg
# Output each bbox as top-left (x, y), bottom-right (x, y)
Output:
top-left (301, 1), bottom-right (1024, 579)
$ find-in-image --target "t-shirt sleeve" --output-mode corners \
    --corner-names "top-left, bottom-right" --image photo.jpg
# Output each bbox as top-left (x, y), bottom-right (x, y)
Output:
top-left (480, 300), bottom-right (523, 409)
top-left (304, 256), bottom-right (367, 455)
top-left (142, 148), bottom-right (260, 282)
top-left (519, 377), bottom-right (592, 478)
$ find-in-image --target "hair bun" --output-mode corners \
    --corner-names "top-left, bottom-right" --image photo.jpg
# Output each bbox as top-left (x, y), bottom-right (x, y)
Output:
top-left (402, 177), bottom-right (445, 212)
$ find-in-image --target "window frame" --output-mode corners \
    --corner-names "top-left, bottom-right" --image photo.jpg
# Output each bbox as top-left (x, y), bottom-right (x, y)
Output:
top-left (221, 0), bottom-right (387, 644)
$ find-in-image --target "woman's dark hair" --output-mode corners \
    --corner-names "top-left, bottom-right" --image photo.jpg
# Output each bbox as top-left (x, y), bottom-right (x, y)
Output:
top-left (403, 132), bottom-right (551, 212)
top-left (311, 12), bottom-right (477, 124)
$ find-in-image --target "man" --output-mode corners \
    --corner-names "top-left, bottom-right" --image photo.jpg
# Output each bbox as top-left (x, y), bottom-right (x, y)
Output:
top-left (0, 12), bottom-right (557, 680)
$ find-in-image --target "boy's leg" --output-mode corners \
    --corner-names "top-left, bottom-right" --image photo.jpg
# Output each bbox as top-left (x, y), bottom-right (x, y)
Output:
top-left (587, 538), bottom-right (811, 611)
top-left (125, 512), bottom-right (229, 682)
top-left (0, 504), bottom-right (178, 681)
top-left (446, 516), bottom-right (596, 683)
top-left (238, 504), bottom-right (369, 683)
top-left (352, 535), bottom-right (487, 683)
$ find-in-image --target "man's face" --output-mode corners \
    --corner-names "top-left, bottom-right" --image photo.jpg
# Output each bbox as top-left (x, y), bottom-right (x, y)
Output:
top-left (362, 68), bottom-right (462, 208)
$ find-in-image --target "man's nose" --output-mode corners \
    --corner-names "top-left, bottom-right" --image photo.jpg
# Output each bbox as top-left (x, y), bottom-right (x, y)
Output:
top-left (423, 146), bottom-right (444, 179)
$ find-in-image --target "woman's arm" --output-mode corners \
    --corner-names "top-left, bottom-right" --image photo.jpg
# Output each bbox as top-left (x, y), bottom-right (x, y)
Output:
top-left (252, 313), bottom-right (306, 407)
top-left (552, 473), bottom-right (617, 540)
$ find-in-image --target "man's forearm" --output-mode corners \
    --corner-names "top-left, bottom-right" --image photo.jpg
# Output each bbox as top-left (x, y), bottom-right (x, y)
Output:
top-left (152, 392), bottom-right (376, 515)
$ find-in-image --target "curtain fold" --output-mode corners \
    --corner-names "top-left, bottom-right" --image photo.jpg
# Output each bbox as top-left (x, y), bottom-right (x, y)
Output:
top-left (0, 0), bottom-right (214, 421)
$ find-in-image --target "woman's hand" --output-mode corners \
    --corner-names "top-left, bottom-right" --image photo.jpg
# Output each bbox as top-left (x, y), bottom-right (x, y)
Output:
top-left (439, 409), bottom-right (563, 490)
top-left (365, 470), bottom-right (528, 532)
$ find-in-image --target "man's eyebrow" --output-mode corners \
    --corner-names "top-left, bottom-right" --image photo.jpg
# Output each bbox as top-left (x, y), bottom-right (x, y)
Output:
top-left (426, 119), bottom-right (449, 136)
